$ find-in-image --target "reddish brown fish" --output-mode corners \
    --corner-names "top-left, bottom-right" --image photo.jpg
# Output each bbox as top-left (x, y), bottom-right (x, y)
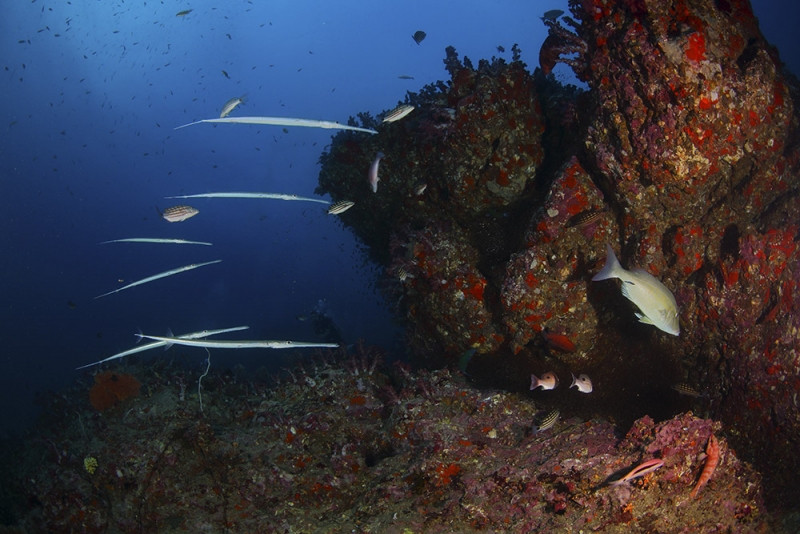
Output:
top-left (160, 205), bottom-right (199, 223)
top-left (691, 434), bottom-right (720, 498)
top-left (609, 458), bottom-right (664, 486)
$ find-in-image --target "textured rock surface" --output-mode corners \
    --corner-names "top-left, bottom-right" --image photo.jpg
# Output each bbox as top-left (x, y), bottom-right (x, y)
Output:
top-left (2, 356), bottom-right (774, 532)
top-left (315, 0), bottom-right (800, 513)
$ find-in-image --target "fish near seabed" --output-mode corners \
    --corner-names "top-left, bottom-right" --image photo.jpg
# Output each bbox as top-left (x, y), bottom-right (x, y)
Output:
top-left (368, 152), bottom-right (384, 193)
top-left (530, 372), bottom-right (559, 391)
top-left (159, 205), bottom-right (199, 223)
top-left (220, 94), bottom-right (247, 118)
top-left (592, 244), bottom-right (680, 336)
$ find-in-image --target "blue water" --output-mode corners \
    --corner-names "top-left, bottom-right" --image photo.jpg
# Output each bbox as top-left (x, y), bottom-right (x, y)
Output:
top-left (0, 0), bottom-right (797, 436)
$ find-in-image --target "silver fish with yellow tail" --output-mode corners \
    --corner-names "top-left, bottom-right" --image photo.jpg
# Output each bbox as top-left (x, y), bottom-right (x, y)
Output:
top-left (592, 244), bottom-right (680, 336)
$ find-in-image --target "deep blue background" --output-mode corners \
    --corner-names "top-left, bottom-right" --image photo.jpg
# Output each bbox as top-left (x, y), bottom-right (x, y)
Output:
top-left (1, 0), bottom-right (797, 436)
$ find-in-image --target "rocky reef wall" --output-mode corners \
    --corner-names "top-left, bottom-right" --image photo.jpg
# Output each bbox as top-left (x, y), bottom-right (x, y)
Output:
top-left (315, 0), bottom-right (800, 510)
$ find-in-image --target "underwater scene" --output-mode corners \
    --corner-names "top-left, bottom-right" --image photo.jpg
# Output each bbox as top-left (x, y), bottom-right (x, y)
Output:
top-left (1, 0), bottom-right (800, 532)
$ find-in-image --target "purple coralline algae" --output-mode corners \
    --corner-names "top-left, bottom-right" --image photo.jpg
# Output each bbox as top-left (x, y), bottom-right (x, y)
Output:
top-left (3, 355), bottom-right (772, 532)
top-left (315, 0), bottom-right (800, 514)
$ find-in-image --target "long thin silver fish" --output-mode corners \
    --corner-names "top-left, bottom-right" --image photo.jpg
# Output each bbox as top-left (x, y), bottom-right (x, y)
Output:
top-left (220, 94), bottom-right (247, 118)
top-left (136, 334), bottom-right (339, 350)
top-left (173, 116), bottom-right (378, 135)
top-left (94, 260), bottom-right (222, 299)
top-left (76, 326), bottom-right (249, 369)
top-left (327, 200), bottom-right (355, 215)
top-left (382, 105), bottom-right (414, 123)
top-left (98, 238), bottom-right (212, 246)
top-left (160, 205), bottom-right (199, 222)
top-left (164, 192), bottom-right (330, 205)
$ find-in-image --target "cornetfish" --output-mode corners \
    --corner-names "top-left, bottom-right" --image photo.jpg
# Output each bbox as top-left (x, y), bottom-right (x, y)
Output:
top-left (94, 260), bottom-right (222, 299)
top-left (76, 326), bottom-right (249, 369)
top-left (136, 334), bottom-right (339, 350)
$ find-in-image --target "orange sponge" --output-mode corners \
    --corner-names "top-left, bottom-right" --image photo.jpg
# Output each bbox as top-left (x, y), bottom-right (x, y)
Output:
top-left (89, 371), bottom-right (141, 412)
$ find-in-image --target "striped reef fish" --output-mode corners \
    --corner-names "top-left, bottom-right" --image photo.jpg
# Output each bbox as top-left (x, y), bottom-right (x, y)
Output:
top-left (368, 152), bottom-right (384, 193)
top-left (609, 458), bottom-right (664, 486)
top-left (98, 238), bottom-right (212, 246)
top-left (327, 200), bottom-right (355, 215)
top-left (592, 244), bottom-right (680, 336)
top-left (160, 205), bottom-right (199, 222)
top-left (382, 105), bottom-right (415, 123)
top-left (672, 383), bottom-right (705, 398)
top-left (76, 326), bottom-right (249, 369)
top-left (220, 94), bottom-right (247, 118)
top-left (412, 30), bottom-right (426, 45)
top-left (136, 334), bottom-right (339, 350)
top-left (533, 409), bottom-right (560, 434)
top-left (567, 208), bottom-right (606, 228)
top-left (397, 266), bottom-right (415, 282)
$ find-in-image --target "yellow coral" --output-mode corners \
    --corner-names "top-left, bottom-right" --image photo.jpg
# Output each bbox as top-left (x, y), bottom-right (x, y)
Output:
top-left (84, 456), bottom-right (98, 475)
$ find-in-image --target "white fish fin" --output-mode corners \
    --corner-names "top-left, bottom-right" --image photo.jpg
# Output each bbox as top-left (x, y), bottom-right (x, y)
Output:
top-left (591, 244), bottom-right (623, 281)
top-left (636, 313), bottom-right (654, 325)
top-left (620, 280), bottom-right (637, 301)
top-left (164, 328), bottom-right (175, 350)
top-left (135, 327), bottom-right (143, 344)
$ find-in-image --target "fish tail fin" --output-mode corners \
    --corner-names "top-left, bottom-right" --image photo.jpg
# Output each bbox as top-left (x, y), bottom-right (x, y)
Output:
top-left (591, 244), bottom-right (622, 281)
top-left (569, 373), bottom-right (578, 389)
top-left (530, 374), bottom-right (540, 390)
top-left (135, 327), bottom-right (143, 344)
top-left (163, 328), bottom-right (175, 350)
top-left (155, 205), bottom-right (163, 218)
top-left (241, 93), bottom-right (248, 104)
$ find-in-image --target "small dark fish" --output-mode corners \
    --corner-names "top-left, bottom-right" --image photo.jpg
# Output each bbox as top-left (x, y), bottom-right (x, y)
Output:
top-left (67, 300), bottom-right (77, 309)
top-left (176, 9), bottom-right (192, 17)
top-left (567, 208), bottom-right (606, 228)
top-left (397, 75), bottom-right (414, 80)
top-left (412, 30), bottom-right (426, 45)
top-left (458, 348), bottom-right (476, 375)
top-left (497, 45), bottom-right (505, 53)
top-left (541, 9), bottom-right (564, 21)
top-left (533, 409), bottom-right (560, 434)
top-left (221, 70), bottom-right (230, 79)
top-left (672, 383), bottom-right (705, 398)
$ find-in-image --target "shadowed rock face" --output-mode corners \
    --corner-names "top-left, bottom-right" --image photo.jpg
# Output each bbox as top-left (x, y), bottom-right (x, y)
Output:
top-left (317, 0), bottom-right (800, 510)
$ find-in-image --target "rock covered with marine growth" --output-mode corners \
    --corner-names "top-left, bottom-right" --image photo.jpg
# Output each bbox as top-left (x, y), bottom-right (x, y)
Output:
top-left (4, 355), bottom-right (770, 532)
top-left (316, 0), bottom-right (800, 511)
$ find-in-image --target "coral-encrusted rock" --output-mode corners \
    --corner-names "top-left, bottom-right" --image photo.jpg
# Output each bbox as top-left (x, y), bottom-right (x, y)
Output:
top-left (393, 222), bottom-right (502, 358)
top-left (9, 359), bottom-right (772, 532)
top-left (501, 157), bottom-right (615, 355)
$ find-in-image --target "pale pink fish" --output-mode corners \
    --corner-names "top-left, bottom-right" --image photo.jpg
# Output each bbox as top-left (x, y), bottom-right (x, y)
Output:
top-left (530, 372), bottom-right (558, 391)
top-left (368, 152), bottom-right (384, 193)
top-left (609, 458), bottom-right (664, 486)
top-left (570, 373), bottom-right (593, 393)
top-left (160, 205), bottom-right (199, 222)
